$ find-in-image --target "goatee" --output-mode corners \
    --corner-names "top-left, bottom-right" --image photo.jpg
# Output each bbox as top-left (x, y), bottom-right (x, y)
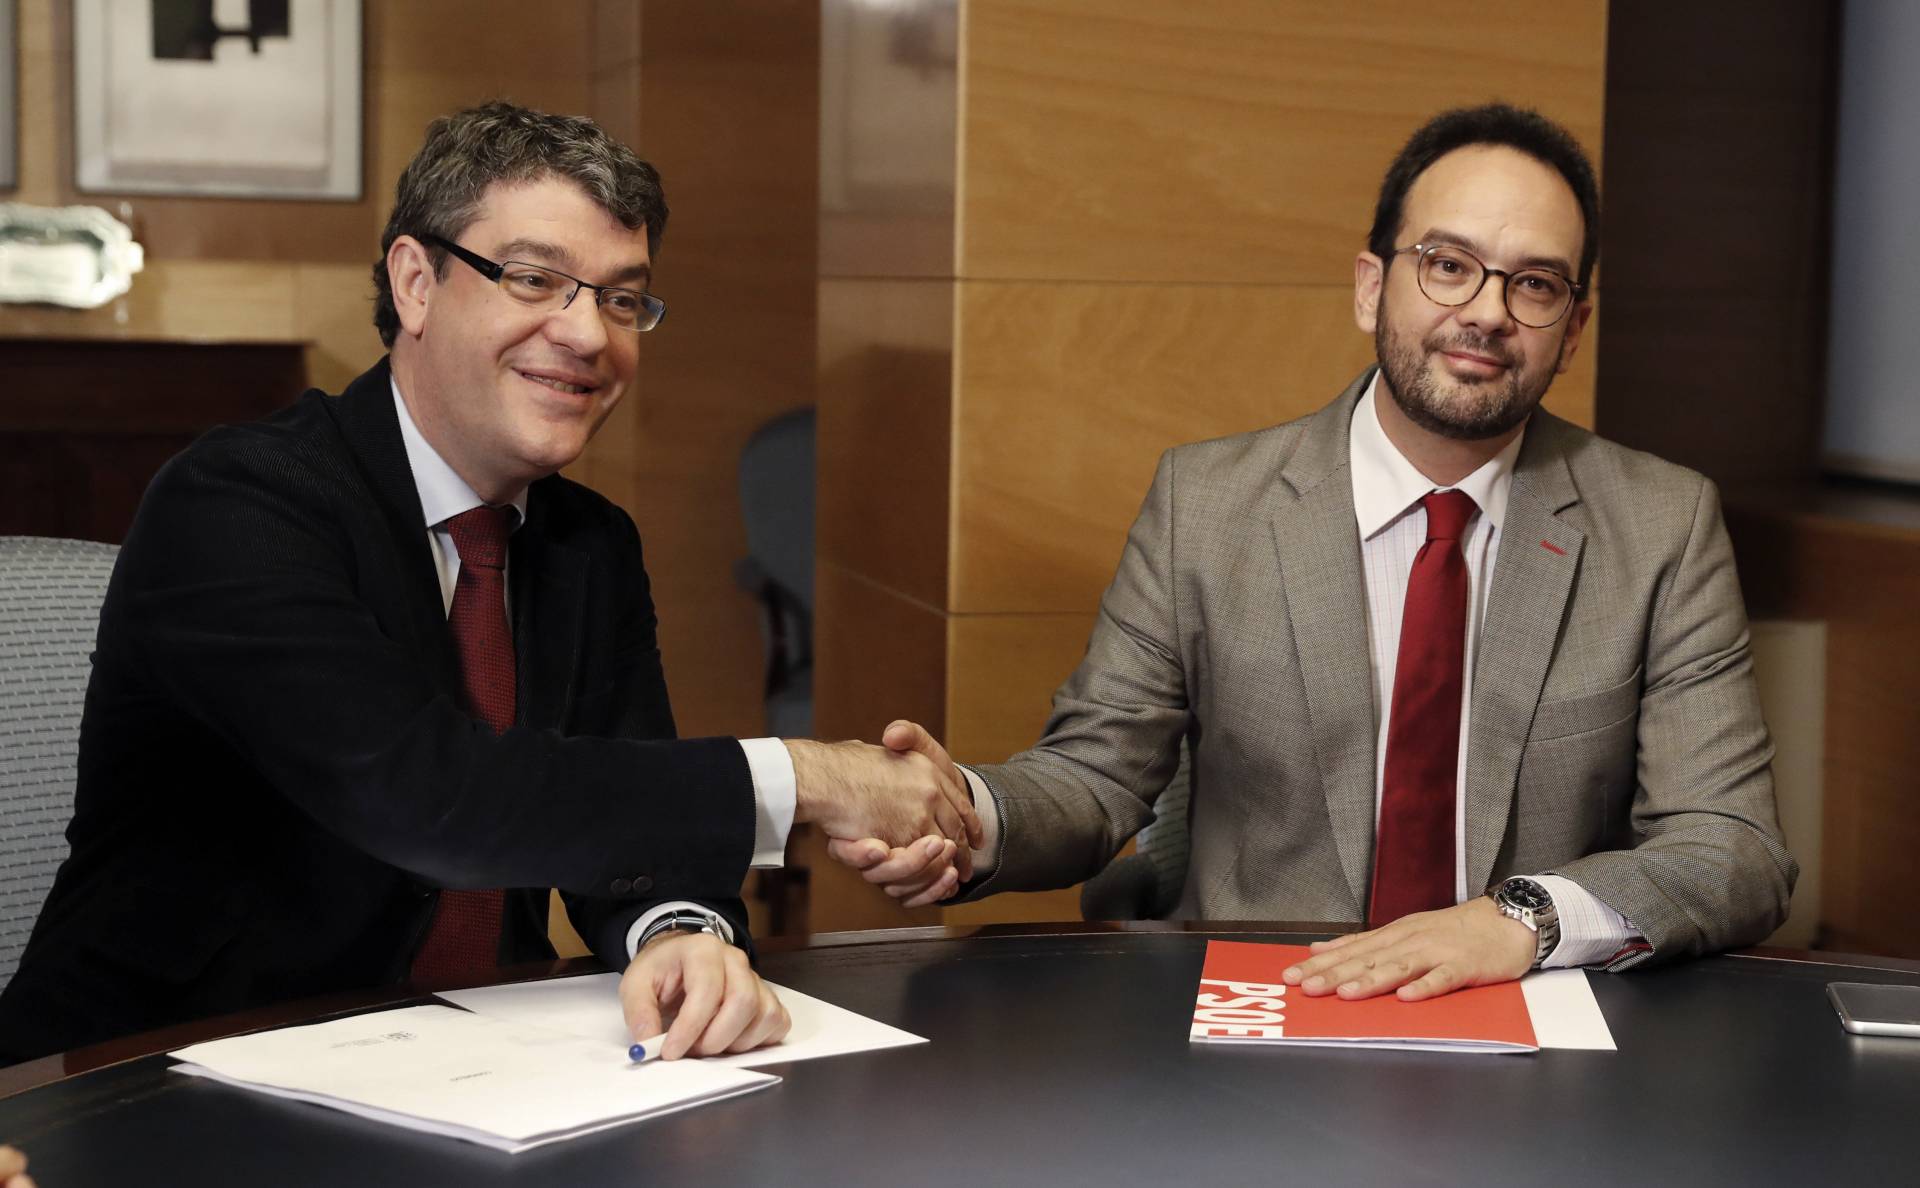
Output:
top-left (1374, 314), bottom-right (1555, 441)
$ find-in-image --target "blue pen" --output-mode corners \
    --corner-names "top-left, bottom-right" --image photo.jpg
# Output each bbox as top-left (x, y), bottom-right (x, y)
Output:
top-left (628, 1033), bottom-right (669, 1064)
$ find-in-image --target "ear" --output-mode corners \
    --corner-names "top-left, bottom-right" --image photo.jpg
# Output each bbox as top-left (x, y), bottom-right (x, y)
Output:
top-left (1354, 251), bottom-right (1385, 334)
top-left (1554, 299), bottom-right (1595, 374)
top-left (387, 236), bottom-right (437, 341)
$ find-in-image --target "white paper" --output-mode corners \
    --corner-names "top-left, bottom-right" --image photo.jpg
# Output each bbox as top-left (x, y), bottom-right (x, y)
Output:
top-left (1520, 968), bottom-right (1618, 1050)
top-left (438, 974), bottom-right (927, 1068)
top-left (169, 1004), bottom-right (777, 1153)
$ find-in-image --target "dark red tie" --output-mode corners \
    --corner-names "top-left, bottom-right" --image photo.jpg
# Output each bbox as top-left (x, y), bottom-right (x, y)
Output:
top-left (410, 505), bottom-right (515, 983)
top-left (1370, 489), bottom-right (1477, 925)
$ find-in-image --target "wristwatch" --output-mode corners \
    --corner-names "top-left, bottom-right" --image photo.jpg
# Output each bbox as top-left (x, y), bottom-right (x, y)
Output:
top-left (636, 907), bottom-right (734, 951)
top-left (1488, 876), bottom-right (1560, 969)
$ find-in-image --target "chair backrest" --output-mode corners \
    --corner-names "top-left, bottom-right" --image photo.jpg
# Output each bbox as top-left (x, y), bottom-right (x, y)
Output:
top-left (0, 537), bottom-right (119, 990)
top-left (736, 408), bottom-right (816, 738)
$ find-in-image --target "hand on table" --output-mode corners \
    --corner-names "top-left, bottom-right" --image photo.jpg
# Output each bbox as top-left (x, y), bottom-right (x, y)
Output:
top-left (1281, 897), bottom-right (1535, 1001)
top-left (619, 931), bottom-right (790, 1061)
top-left (0, 1145), bottom-right (34, 1188)
top-left (787, 721), bottom-right (981, 878)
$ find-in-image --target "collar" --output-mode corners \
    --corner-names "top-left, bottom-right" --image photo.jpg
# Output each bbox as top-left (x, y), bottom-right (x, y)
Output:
top-left (1349, 371), bottom-right (1524, 540)
top-left (390, 377), bottom-right (528, 531)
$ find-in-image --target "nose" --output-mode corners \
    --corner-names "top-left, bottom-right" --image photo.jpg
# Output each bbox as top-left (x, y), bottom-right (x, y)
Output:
top-left (1456, 271), bottom-right (1517, 334)
top-left (545, 286), bottom-right (611, 357)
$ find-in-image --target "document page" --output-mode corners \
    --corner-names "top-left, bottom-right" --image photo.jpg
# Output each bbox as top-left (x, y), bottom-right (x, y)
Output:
top-left (169, 1004), bottom-right (777, 1153)
top-left (439, 974), bottom-right (927, 1068)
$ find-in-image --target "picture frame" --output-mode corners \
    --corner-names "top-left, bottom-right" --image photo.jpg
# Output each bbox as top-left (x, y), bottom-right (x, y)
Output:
top-left (1, 0), bottom-right (16, 191)
top-left (72, 0), bottom-right (362, 200)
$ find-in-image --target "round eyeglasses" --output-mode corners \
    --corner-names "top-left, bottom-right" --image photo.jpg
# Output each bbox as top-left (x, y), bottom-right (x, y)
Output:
top-left (422, 234), bottom-right (666, 332)
top-left (1390, 243), bottom-right (1583, 329)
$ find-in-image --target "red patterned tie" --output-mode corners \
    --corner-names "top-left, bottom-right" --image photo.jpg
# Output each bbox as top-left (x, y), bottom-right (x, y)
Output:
top-left (410, 505), bottom-right (515, 983)
top-left (1370, 489), bottom-right (1477, 925)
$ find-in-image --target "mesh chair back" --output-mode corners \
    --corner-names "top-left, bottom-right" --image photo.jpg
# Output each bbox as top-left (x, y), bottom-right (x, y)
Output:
top-left (0, 537), bottom-right (118, 989)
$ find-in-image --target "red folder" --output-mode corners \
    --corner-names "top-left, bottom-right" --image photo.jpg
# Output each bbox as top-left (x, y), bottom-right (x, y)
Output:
top-left (1190, 940), bottom-right (1538, 1053)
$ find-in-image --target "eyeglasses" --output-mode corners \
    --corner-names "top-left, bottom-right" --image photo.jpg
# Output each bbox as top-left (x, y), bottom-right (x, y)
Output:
top-left (1390, 243), bottom-right (1584, 329)
top-left (421, 234), bottom-right (666, 332)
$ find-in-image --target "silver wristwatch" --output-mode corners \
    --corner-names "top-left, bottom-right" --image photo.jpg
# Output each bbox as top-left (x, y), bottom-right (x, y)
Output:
top-left (636, 907), bottom-right (733, 950)
top-left (1488, 876), bottom-right (1560, 969)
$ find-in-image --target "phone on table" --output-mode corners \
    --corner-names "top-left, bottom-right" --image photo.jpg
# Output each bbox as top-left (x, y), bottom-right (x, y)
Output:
top-left (1827, 982), bottom-right (1920, 1037)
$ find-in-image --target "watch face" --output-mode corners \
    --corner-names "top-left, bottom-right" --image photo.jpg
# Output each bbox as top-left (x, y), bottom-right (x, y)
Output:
top-left (1504, 879), bottom-right (1553, 911)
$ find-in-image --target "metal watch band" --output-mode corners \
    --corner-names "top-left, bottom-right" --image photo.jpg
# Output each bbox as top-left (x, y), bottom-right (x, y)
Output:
top-left (636, 909), bottom-right (731, 950)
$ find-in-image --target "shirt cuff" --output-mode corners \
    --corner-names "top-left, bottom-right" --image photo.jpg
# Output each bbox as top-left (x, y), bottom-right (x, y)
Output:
top-left (624, 901), bottom-right (737, 962)
top-left (961, 766), bottom-right (1003, 875)
top-left (737, 737), bottom-right (796, 868)
top-left (1533, 874), bottom-right (1643, 968)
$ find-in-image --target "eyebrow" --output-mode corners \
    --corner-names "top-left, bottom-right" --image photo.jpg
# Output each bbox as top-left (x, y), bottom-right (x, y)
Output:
top-left (1416, 228), bottom-right (1575, 278)
top-left (493, 237), bottom-right (653, 289)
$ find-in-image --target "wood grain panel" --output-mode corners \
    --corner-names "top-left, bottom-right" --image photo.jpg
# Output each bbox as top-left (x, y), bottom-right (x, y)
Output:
top-left (960, 0), bottom-right (1607, 284)
top-left (807, 561), bottom-right (948, 931)
top-left (816, 278), bottom-right (954, 609)
top-left (1728, 501), bottom-right (1920, 959)
top-left (0, 259), bottom-right (299, 342)
top-left (567, 0), bottom-right (820, 741)
top-left (944, 611), bottom-right (1096, 765)
top-left (951, 279), bottom-right (1596, 614)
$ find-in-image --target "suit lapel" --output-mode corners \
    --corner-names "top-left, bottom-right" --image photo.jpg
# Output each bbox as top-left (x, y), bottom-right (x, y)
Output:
top-left (512, 481), bottom-right (588, 732)
top-left (1464, 414), bottom-right (1584, 892)
top-left (330, 358), bottom-right (461, 696)
top-left (1271, 371), bottom-right (1377, 909)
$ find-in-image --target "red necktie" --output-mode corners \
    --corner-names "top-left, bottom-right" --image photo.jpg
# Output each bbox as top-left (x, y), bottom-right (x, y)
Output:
top-left (1369, 489), bottom-right (1477, 925)
top-left (410, 505), bottom-right (515, 983)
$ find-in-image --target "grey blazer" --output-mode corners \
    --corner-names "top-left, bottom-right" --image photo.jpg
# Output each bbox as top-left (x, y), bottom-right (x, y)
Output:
top-left (967, 369), bottom-right (1797, 967)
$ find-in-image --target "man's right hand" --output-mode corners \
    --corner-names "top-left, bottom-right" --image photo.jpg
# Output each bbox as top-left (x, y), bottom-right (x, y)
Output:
top-left (786, 720), bottom-right (981, 877)
top-left (0, 1145), bottom-right (35, 1188)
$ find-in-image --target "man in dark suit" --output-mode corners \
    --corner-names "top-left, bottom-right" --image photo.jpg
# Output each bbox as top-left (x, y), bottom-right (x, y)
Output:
top-left (0, 102), bottom-right (978, 1065)
top-left (833, 104), bottom-right (1795, 1000)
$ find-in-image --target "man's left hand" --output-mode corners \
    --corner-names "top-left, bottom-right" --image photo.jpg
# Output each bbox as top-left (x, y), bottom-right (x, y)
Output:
top-left (1281, 897), bottom-right (1536, 1001)
top-left (619, 930), bottom-right (790, 1060)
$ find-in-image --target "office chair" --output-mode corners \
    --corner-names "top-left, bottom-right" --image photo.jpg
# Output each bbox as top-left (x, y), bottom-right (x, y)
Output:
top-left (0, 537), bottom-right (118, 990)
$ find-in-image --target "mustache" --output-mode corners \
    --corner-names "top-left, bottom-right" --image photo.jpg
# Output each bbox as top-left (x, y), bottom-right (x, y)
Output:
top-left (1425, 333), bottom-right (1518, 368)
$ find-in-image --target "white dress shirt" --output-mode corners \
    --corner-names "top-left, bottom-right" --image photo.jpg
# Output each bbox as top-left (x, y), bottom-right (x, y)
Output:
top-left (391, 381), bottom-right (794, 958)
top-left (964, 375), bottom-right (1641, 967)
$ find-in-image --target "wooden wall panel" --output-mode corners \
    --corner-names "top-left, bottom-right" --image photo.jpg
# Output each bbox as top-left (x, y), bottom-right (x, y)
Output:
top-left (1729, 504), bottom-right (1920, 959)
top-left (1596, 0), bottom-right (1836, 487)
top-left (960, 0), bottom-right (1608, 284)
top-left (950, 281), bottom-right (1597, 614)
top-left (807, 561), bottom-right (949, 931)
top-left (815, 279), bottom-right (954, 610)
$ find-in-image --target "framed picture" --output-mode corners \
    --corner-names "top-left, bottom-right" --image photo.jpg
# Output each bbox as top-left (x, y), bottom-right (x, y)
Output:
top-left (1, 0), bottom-right (16, 191)
top-left (73, 0), bottom-right (361, 199)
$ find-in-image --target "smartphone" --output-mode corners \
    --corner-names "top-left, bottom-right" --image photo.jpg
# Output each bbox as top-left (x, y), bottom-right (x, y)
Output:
top-left (1828, 982), bottom-right (1920, 1037)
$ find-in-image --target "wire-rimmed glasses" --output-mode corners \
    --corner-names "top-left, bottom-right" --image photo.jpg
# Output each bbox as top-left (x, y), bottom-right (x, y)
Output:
top-left (422, 234), bottom-right (665, 332)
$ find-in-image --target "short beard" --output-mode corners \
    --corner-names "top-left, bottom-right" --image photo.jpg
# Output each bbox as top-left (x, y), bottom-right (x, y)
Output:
top-left (1374, 304), bottom-right (1557, 441)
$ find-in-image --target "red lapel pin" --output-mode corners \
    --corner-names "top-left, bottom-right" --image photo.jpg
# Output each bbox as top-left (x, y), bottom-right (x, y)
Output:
top-left (1540, 540), bottom-right (1566, 555)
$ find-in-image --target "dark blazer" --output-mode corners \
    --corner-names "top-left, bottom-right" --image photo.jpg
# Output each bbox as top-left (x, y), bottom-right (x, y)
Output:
top-left (0, 358), bottom-right (755, 1062)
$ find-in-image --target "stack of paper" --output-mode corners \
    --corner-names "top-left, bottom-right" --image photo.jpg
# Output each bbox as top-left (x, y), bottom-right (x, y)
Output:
top-left (170, 1004), bottom-right (777, 1152)
top-left (438, 974), bottom-right (927, 1068)
top-left (1189, 940), bottom-right (1616, 1053)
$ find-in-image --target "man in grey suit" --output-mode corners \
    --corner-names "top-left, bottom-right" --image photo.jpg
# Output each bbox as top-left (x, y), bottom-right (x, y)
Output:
top-left (833, 104), bottom-right (1796, 1002)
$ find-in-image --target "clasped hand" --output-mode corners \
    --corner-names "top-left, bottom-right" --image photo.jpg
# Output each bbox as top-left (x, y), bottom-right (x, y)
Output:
top-left (789, 720), bottom-right (980, 893)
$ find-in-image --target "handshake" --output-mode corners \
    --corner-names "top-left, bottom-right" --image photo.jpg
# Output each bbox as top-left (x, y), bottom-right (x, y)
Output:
top-left (784, 721), bottom-right (980, 908)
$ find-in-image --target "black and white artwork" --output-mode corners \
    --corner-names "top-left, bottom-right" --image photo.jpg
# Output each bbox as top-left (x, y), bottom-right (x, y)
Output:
top-left (74, 0), bottom-right (361, 199)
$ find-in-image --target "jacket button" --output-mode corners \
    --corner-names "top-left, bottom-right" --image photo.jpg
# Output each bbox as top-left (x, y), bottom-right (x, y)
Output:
top-left (609, 877), bottom-right (632, 895)
top-left (631, 875), bottom-right (653, 894)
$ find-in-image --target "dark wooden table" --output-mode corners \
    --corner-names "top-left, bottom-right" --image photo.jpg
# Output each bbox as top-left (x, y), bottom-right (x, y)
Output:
top-left (4, 922), bottom-right (1919, 1186)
